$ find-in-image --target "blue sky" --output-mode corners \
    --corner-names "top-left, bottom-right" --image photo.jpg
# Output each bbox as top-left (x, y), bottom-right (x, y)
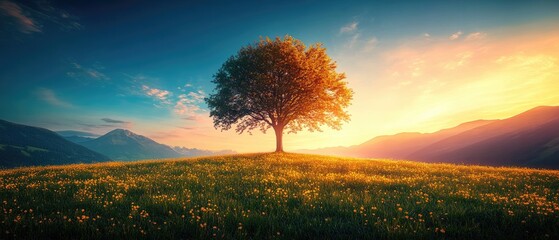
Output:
top-left (1, 0), bottom-right (559, 152)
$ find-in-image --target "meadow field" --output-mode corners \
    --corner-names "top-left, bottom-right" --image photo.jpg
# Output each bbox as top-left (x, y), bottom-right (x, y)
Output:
top-left (1, 153), bottom-right (558, 239)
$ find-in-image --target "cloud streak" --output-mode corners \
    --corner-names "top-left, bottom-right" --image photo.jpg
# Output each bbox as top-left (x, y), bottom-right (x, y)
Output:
top-left (174, 90), bottom-right (206, 116)
top-left (449, 31), bottom-right (463, 40)
top-left (101, 118), bottom-right (130, 124)
top-left (339, 20), bottom-right (380, 53)
top-left (67, 62), bottom-right (109, 81)
top-left (0, 0), bottom-right (82, 35)
top-left (35, 88), bottom-right (74, 108)
top-left (340, 21), bottom-right (358, 34)
top-left (32, 1), bottom-right (82, 31)
top-left (0, 1), bottom-right (41, 33)
top-left (364, 37), bottom-right (378, 52)
top-left (466, 32), bottom-right (487, 41)
top-left (142, 85), bottom-right (172, 105)
top-left (182, 116), bottom-right (200, 121)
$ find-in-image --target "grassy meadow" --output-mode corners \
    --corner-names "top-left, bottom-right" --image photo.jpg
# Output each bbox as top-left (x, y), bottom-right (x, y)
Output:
top-left (1, 153), bottom-right (558, 239)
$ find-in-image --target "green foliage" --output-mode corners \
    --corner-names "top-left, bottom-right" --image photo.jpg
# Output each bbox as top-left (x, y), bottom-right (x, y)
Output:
top-left (1, 154), bottom-right (558, 239)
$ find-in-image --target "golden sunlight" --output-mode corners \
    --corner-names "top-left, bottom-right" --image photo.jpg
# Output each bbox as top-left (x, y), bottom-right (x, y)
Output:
top-left (284, 24), bottom-right (559, 151)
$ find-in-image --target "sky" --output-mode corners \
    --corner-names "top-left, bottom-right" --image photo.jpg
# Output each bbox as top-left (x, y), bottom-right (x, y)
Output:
top-left (1, 0), bottom-right (559, 152)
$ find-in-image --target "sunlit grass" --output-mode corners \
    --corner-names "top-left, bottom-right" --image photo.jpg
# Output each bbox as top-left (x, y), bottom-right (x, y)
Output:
top-left (1, 153), bottom-right (558, 239)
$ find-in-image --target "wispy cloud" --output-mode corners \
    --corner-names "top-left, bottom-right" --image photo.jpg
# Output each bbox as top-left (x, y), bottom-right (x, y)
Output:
top-left (449, 31), bottom-right (463, 40)
top-left (182, 116), bottom-right (200, 121)
top-left (188, 90), bottom-right (205, 101)
top-left (342, 33), bottom-right (381, 53)
top-left (0, 1), bottom-right (41, 33)
top-left (466, 32), bottom-right (487, 41)
top-left (142, 85), bottom-right (172, 105)
top-left (125, 74), bottom-right (208, 120)
top-left (35, 88), bottom-right (74, 108)
top-left (0, 0), bottom-right (81, 34)
top-left (364, 37), bottom-right (378, 52)
top-left (33, 1), bottom-right (82, 31)
top-left (177, 83), bottom-right (194, 92)
top-left (339, 20), bottom-right (380, 52)
top-left (346, 33), bottom-right (361, 49)
top-left (443, 52), bottom-right (473, 70)
top-left (71, 119), bottom-right (132, 133)
top-left (67, 62), bottom-right (109, 81)
top-left (100, 117), bottom-right (133, 129)
top-left (101, 118), bottom-right (130, 124)
top-left (340, 21), bottom-right (358, 34)
top-left (174, 90), bottom-right (206, 116)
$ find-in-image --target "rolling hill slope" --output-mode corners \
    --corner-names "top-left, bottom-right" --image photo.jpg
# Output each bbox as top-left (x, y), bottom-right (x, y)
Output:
top-left (0, 153), bottom-right (557, 239)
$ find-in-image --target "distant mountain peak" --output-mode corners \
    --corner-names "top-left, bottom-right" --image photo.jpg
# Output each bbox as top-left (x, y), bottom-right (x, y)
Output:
top-left (78, 128), bottom-right (181, 161)
top-left (106, 128), bottom-right (135, 136)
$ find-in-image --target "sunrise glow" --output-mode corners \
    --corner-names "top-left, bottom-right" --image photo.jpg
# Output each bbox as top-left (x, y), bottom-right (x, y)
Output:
top-left (2, 2), bottom-right (559, 238)
top-left (1, 1), bottom-right (558, 153)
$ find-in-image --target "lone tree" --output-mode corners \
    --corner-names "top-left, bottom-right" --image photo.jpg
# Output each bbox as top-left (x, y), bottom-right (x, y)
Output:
top-left (206, 35), bottom-right (353, 152)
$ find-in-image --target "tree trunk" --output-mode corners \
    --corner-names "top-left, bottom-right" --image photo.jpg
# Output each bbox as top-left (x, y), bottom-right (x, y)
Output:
top-left (274, 125), bottom-right (284, 153)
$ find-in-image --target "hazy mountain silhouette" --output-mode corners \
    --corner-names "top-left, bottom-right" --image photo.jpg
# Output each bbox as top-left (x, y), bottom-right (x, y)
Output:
top-left (409, 106), bottom-right (559, 168)
top-left (61, 129), bottom-right (235, 159)
top-left (61, 135), bottom-right (96, 143)
top-left (0, 119), bottom-right (111, 168)
top-left (173, 146), bottom-right (236, 157)
top-left (352, 120), bottom-right (496, 159)
top-left (78, 129), bottom-right (182, 161)
top-left (300, 106), bottom-right (559, 169)
top-left (56, 130), bottom-right (100, 138)
top-left (298, 120), bottom-right (494, 157)
top-left (56, 130), bottom-right (99, 143)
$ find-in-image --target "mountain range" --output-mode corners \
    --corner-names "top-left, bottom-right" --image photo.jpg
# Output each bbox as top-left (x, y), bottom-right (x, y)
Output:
top-left (298, 106), bottom-right (559, 169)
top-left (77, 129), bottom-right (182, 161)
top-left (0, 120), bottom-right (110, 168)
top-left (71, 129), bottom-right (236, 161)
top-left (1, 105), bottom-right (558, 169)
top-left (0, 119), bottom-right (237, 168)
top-left (56, 130), bottom-right (99, 143)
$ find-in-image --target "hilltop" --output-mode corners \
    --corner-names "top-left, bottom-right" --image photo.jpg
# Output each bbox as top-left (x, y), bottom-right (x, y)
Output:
top-left (1, 153), bottom-right (558, 239)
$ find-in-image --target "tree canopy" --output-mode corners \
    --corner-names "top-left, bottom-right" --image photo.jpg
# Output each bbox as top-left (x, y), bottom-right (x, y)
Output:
top-left (206, 35), bottom-right (353, 152)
